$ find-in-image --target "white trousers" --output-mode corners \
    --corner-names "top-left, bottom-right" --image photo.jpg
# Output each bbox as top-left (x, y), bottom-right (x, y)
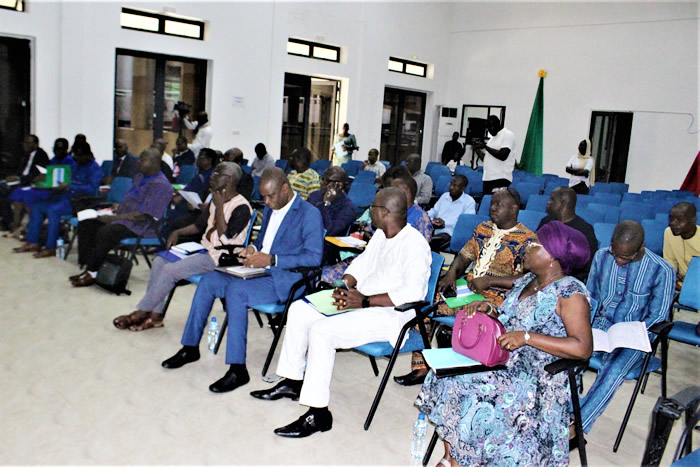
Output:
top-left (276, 299), bottom-right (415, 408)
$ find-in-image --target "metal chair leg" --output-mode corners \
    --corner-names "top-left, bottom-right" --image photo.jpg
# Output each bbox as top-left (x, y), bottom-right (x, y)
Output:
top-left (613, 353), bottom-right (652, 452)
top-left (422, 430), bottom-right (439, 466)
top-left (253, 309), bottom-right (264, 328)
top-left (161, 287), bottom-right (177, 319)
top-left (569, 370), bottom-right (588, 466)
top-left (364, 337), bottom-right (404, 430)
top-left (213, 302), bottom-right (228, 355)
top-left (368, 356), bottom-right (379, 376)
top-left (262, 313), bottom-right (286, 377)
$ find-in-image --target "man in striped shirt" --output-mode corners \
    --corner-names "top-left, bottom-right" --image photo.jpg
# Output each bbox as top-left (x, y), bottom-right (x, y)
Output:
top-left (288, 147), bottom-right (321, 200)
top-left (580, 220), bottom-right (675, 433)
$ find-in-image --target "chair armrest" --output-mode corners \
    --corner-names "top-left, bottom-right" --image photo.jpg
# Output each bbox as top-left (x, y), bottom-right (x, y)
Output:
top-left (649, 321), bottom-right (674, 338)
top-left (544, 358), bottom-right (589, 376)
top-left (214, 244), bottom-right (246, 252)
top-left (395, 300), bottom-right (429, 312)
top-left (289, 266), bottom-right (321, 274)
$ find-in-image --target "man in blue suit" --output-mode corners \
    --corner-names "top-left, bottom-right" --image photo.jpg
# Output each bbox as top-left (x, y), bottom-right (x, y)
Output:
top-left (162, 168), bottom-right (324, 393)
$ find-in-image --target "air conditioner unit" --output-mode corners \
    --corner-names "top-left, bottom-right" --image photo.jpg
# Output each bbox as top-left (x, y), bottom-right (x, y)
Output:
top-left (436, 106), bottom-right (460, 161)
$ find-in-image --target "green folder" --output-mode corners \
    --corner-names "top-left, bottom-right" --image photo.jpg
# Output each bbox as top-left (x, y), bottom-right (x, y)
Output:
top-left (304, 289), bottom-right (358, 316)
top-left (444, 278), bottom-right (484, 308)
top-left (34, 165), bottom-right (72, 188)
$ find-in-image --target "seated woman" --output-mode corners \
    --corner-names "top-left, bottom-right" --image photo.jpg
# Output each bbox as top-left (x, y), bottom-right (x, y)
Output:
top-left (113, 162), bottom-right (252, 331)
top-left (565, 139), bottom-right (595, 195)
top-left (415, 221), bottom-right (593, 466)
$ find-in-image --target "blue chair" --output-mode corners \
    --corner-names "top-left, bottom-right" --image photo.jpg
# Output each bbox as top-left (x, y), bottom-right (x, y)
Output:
top-left (252, 176), bottom-right (261, 200)
top-left (433, 175), bottom-right (452, 197)
top-left (544, 178), bottom-right (568, 193)
top-left (341, 160), bottom-right (364, 177)
top-left (608, 182), bottom-right (629, 194)
top-left (348, 183), bottom-right (378, 215)
top-left (669, 257), bottom-right (700, 343)
top-left (622, 193), bottom-right (643, 203)
top-left (379, 161), bottom-right (390, 169)
top-left (101, 160), bottom-right (113, 179)
top-left (448, 214), bottom-right (488, 253)
top-left (669, 190), bottom-right (696, 200)
top-left (424, 162), bottom-right (442, 176)
top-left (454, 166), bottom-right (474, 178)
top-left (118, 204), bottom-right (172, 270)
top-left (518, 210), bottom-right (546, 231)
top-left (577, 207), bottom-right (605, 225)
top-left (175, 165), bottom-right (197, 185)
top-left (526, 194), bottom-right (549, 212)
top-left (465, 173), bottom-right (483, 197)
top-left (654, 199), bottom-right (682, 215)
top-left (241, 165), bottom-right (252, 175)
top-left (353, 170), bottom-right (377, 185)
top-left (429, 165), bottom-right (452, 190)
top-left (592, 192), bottom-right (622, 206)
top-left (310, 159), bottom-right (331, 174)
top-left (577, 194), bottom-right (593, 209)
top-left (477, 195), bottom-right (492, 217)
top-left (588, 203), bottom-right (620, 223)
top-left (619, 201), bottom-right (655, 223)
top-left (107, 176), bottom-right (133, 203)
top-left (641, 219), bottom-right (666, 255)
top-left (275, 159), bottom-right (289, 172)
top-left (242, 158), bottom-right (249, 166)
top-left (354, 252), bottom-right (444, 430)
top-left (589, 183), bottom-right (612, 195)
top-left (512, 182), bottom-right (542, 207)
top-left (594, 222), bottom-right (616, 249)
top-left (655, 212), bottom-right (668, 222)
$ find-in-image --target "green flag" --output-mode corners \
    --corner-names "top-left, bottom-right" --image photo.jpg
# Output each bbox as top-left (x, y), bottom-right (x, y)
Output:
top-left (518, 77), bottom-right (544, 175)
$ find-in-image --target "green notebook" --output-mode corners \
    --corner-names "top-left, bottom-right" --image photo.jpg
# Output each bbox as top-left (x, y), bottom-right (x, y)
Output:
top-left (303, 289), bottom-right (358, 316)
top-left (443, 278), bottom-right (484, 308)
top-left (34, 165), bottom-right (71, 188)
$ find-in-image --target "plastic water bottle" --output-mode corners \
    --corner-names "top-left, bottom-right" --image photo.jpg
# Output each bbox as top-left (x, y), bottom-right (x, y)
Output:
top-left (207, 317), bottom-right (219, 352)
top-left (411, 413), bottom-right (428, 460)
top-left (56, 238), bottom-right (66, 260)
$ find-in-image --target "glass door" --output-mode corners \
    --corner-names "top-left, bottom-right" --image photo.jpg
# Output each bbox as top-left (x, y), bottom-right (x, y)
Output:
top-left (0, 36), bottom-right (30, 165)
top-left (380, 87), bottom-right (426, 166)
top-left (589, 111), bottom-right (633, 183)
top-left (114, 49), bottom-right (206, 156)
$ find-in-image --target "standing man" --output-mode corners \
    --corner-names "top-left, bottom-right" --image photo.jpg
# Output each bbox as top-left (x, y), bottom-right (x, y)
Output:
top-left (252, 143), bottom-right (275, 177)
top-left (288, 148), bottom-right (321, 200)
top-left (427, 174), bottom-right (476, 252)
top-left (473, 116), bottom-right (516, 194)
top-left (663, 202), bottom-right (700, 290)
top-left (184, 111), bottom-right (212, 157)
top-left (161, 168), bottom-right (324, 394)
top-left (580, 221), bottom-right (675, 433)
top-left (441, 131), bottom-right (465, 166)
top-left (249, 187), bottom-right (431, 437)
top-left (406, 153), bottom-right (433, 206)
top-left (537, 186), bottom-right (597, 281)
top-left (362, 148), bottom-right (386, 184)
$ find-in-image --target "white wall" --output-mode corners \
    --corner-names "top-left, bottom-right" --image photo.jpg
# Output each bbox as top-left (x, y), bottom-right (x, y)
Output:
top-left (0, 1), bottom-right (452, 168)
top-left (446, 2), bottom-right (699, 192)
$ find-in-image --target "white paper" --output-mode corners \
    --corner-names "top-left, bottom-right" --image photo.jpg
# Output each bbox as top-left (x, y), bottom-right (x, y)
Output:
top-left (178, 190), bottom-right (203, 209)
top-left (225, 266), bottom-right (267, 278)
top-left (592, 321), bottom-right (651, 353)
top-left (171, 242), bottom-right (205, 255)
top-left (336, 236), bottom-right (367, 247)
top-left (36, 165), bottom-right (47, 175)
top-left (77, 208), bottom-right (113, 222)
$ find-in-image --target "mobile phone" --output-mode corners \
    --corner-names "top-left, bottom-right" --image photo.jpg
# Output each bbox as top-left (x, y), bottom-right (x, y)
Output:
top-left (442, 285), bottom-right (456, 298)
top-left (332, 279), bottom-right (348, 290)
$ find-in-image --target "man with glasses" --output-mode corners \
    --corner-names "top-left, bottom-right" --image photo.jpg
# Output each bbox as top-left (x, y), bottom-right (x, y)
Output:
top-left (579, 220), bottom-right (675, 434)
top-left (249, 187), bottom-right (431, 437)
top-left (307, 167), bottom-right (356, 237)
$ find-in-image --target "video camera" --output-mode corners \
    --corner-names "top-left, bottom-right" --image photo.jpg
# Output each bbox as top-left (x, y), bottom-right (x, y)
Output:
top-left (174, 101), bottom-right (191, 118)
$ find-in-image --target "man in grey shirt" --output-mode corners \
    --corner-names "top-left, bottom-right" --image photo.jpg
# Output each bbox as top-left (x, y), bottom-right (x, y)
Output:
top-left (252, 143), bottom-right (275, 177)
top-left (406, 153), bottom-right (433, 205)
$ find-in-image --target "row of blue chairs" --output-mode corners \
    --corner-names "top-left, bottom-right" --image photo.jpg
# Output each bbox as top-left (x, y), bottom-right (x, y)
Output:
top-left (100, 160), bottom-right (197, 185)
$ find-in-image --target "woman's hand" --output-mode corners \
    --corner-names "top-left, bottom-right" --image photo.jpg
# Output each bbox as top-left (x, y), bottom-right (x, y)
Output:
top-left (463, 300), bottom-right (492, 318)
top-left (469, 276), bottom-right (491, 294)
top-left (331, 288), bottom-right (364, 310)
top-left (497, 331), bottom-right (527, 351)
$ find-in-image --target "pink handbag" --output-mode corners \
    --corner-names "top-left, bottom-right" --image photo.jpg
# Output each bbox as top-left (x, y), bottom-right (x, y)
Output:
top-left (451, 309), bottom-right (510, 366)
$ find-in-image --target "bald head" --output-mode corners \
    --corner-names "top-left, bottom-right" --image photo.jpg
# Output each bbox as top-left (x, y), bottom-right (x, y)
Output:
top-left (224, 148), bottom-right (244, 165)
top-left (218, 162), bottom-right (241, 188)
top-left (612, 220), bottom-right (645, 249)
top-left (552, 187), bottom-right (577, 210)
top-left (323, 166), bottom-right (346, 183)
top-left (260, 167), bottom-right (293, 210)
top-left (138, 147), bottom-right (162, 176)
top-left (377, 187), bottom-right (407, 224)
top-left (406, 153), bottom-right (421, 174)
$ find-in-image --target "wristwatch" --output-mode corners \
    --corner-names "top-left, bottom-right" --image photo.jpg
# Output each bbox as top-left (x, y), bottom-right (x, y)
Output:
top-left (362, 295), bottom-right (370, 308)
top-left (270, 255), bottom-right (276, 267)
top-left (523, 331), bottom-right (531, 344)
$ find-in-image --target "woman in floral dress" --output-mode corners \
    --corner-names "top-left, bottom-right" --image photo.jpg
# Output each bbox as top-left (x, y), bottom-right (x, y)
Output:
top-left (415, 221), bottom-right (594, 466)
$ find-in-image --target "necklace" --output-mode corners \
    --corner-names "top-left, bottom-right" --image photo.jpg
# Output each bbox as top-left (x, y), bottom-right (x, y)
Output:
top-left (532, 272), bottom-right (566, 292)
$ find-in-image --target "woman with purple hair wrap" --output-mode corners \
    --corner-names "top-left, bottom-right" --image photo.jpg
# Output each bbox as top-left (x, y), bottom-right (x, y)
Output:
top-left (415, 221), bottom-right (594, 466)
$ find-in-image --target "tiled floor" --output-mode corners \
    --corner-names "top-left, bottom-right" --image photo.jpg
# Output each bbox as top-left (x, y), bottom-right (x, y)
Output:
top-left (0, 236), bottom-right (698, 465)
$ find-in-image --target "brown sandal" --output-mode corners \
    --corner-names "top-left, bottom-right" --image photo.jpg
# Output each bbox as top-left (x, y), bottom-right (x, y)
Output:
top-left (113, 310), bottom-right (149, 330)
top-left (128, 313), bottom-right (164, 331)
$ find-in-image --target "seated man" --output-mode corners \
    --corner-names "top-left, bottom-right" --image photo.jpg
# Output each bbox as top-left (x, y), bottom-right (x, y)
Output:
top-left (663, 201), bottom-right (699, 290)
top-left (406, 153), bottom-right (433, 205)
top-left (167, 148), bottom-right (218, 232)
top-left (252, 143), bottom-right (275, 177)
top-left (581, 220), bottom-right (675, 433)
top-left (361, 148), bottom-right (386, 184)
top-left (161, 168), bottom-right (324, 393)
top-left (172, 135), bottom-right (195, 179)
top-left (249, 187), bottom-right (431, 437)
top-left (150, 142), bottom-right (174, 182)
top-left (395, 187), bottom-right (536, 386)
top-left (113, 162), bottom-right (252, 331)
top-left (222, 148), bottom-right (253, 201)
top-left (70, 148), bottom-right (173, 287)
top-left (14, 141), bottom-right (102, 257)
top-left (307, 167), bottom-right (356, 236)
top-left (104, 139), bottom-right (138, 184)
top-left (288, 148), bottom-right (321, 200)
top-left (537, 186), bottom-right (597, 281)
top-left (427, 174), bottom-right (476, 252)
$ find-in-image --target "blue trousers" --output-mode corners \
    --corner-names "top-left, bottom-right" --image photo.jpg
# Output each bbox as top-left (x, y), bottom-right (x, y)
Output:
top-left (579, 347), bottom-right (646, 433)
top-left (181, 271), bottom-right (275, 365)
top-left (26, 198), bottom-right (72, 249)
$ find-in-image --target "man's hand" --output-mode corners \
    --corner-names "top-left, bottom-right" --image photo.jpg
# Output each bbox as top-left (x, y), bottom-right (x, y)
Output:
top-left (432, 218), bottom-right (445, 228)
top-left (241, 251), bottom-right (272, 268)
top-left (212, 190), bottom-right (225, 209)
top-left (166, 231), bottom-right (179, 249)
top-left (131, 212), bottom-right (148, 222)
top-left (436, 273), bottom-right (456, 294)
top-left (237, 245), bottom-right (256, 259)
top-left (331, 288), bottom-right (364, 310)
top-left (172, 195), bottom-right (183, 206)
top-left (323, 187), bottom-right (340, 205)
top-left (469, 276), bottom-right (491, 294)
top-left (6, 175), bottom-right (19, 183)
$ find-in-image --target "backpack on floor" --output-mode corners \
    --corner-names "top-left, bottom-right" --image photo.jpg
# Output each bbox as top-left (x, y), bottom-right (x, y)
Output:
top-left (96, 253), bottom-right (132, 296)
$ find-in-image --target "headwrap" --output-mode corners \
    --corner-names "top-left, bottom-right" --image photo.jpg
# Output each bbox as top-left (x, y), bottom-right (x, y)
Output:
top-left (573, 138), bottom-right (595, 186)
top-left (536, 221), bottom-right (591, 274)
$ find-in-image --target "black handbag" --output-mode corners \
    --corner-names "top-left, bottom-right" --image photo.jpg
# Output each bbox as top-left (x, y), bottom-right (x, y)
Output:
top-left (96, 253), bottom-right (133, 295)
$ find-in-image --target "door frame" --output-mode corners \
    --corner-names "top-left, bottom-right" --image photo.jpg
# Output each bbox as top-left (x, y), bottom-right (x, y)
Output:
top-left (382, 86), bottom-right (427, 166)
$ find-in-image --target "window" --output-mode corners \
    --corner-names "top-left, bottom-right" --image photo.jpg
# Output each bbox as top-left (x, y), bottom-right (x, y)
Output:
top-left (387, 57), bottom-right (427, 78)
top-left (0, 0), bottom-right (24, 12)
top-left (287, 38), bottom-right (340, 63)
top-left (120, 7), bottom-right (204, 40)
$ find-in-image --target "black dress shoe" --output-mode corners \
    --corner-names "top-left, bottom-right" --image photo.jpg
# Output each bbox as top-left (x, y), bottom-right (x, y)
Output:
top-left (161, 346), bottom-right (200, 369)
top-left (250, 379), bottom-right (301, 401)
top-left (209, 366), bottom-right (250, 393)
top-left (393, 370), bottom-right (427, 386)
top-left (274, 409), bottom-right (333, 438)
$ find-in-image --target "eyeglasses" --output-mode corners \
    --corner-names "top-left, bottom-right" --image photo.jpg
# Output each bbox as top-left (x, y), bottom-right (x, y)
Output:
top-left (212, 172), bottom-right (231, 178)
top-left (323, 178), bottom-right (344, 184)
top-left (607, 245), bottom-right (643, 262)
top-left (494, 186), bottom-right (519, 203)
top-left (370, 204), bottom-right (391, 213)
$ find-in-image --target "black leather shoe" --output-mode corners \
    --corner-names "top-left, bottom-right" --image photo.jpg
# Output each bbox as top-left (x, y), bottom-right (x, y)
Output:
top-left (250, 379), bottom-right (301, 401)
top-left (161, 346), bottom-right (200, 369)
top-left (393, 370), bottom-right (427, 386)
top-left (274, 409), bottom-right (333, 438)
top-left (209, 366), bottom-right (250, 393)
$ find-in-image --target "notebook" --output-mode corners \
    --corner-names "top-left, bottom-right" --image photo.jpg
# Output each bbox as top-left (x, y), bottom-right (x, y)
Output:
top-left (303, 289), bottom-right (357, 316)
top-left (215, 266), bottom-right (268, 279)
top-left (34, 165), bottom-right (72, 188)
top-left (443, 279), bottom-right (485, 308)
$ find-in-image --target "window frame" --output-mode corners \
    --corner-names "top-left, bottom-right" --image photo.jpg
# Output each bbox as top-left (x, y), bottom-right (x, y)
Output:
top-left (287, 38), bottom-right (341, 63)
top-left (388, 56), bottom-right (427, 78)
top-left (120, 7), bottom-right (205, 41)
